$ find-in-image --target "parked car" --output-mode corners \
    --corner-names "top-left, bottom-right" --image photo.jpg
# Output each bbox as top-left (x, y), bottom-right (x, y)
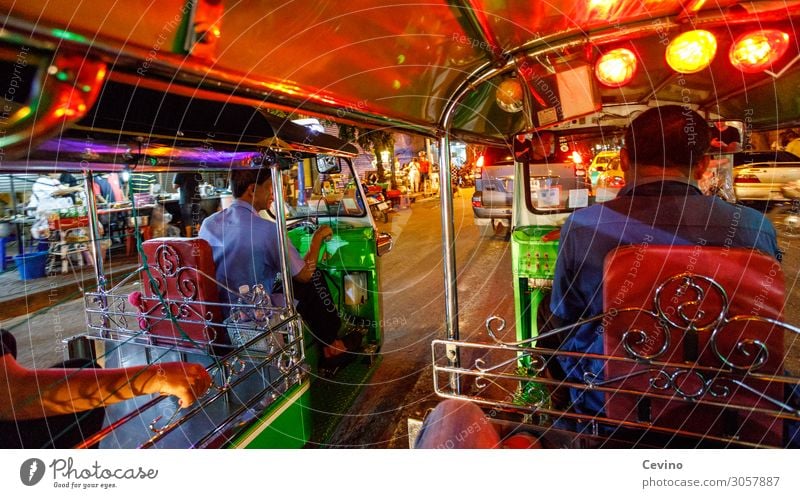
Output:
top-left (733, 150), bottom-right (800, 201)
top-left (472, 146), bottom-right (514, 225)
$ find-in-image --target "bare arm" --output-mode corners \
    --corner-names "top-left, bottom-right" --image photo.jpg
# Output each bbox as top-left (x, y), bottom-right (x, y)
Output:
top-left (0, 354), bottom-right (211, 421)
top-left (293, 225), bottom-right (333, 283)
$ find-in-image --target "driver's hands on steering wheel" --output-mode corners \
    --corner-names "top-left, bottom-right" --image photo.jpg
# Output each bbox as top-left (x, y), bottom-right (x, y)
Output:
top-left (313, 225), bottom-right (334, 242)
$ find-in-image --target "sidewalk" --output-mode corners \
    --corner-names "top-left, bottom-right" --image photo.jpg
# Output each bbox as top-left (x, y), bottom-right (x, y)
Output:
top-left (0, 253), bottom-right (140, 321)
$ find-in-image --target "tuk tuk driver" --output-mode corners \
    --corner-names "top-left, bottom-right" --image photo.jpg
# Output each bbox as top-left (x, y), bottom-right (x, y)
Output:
top-left (199, 168), bottom-right (361, 369)
top-left (549, 105), bottom-right (780, 415)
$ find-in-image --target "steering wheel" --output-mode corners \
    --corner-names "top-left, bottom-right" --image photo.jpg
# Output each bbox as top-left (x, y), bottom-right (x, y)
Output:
top-left (287, 217), bottom-right (319, 234)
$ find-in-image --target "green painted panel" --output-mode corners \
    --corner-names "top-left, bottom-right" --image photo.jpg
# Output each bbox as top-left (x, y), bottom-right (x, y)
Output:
top-left (236, 382), bottom-right (312, 449)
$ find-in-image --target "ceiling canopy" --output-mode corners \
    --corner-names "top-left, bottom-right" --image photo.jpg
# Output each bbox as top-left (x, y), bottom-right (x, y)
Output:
top-left (2, 0), bottom-right (800, 148)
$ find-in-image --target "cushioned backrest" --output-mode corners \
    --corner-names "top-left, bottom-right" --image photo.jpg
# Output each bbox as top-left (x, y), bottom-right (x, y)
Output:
top-left (140, 238), bottom-right (225, 347)
top-left (602, 245), bottom-right (785, 446)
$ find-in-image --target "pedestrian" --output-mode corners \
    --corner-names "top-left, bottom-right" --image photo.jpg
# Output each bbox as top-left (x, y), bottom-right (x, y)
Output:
top-left (408, 158), bottom-right (420, 193)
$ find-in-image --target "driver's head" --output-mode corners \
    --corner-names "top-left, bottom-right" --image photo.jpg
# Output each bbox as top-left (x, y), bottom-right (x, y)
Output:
top-left (531, 131), bottom-right (554, 159)
top-left (230, 168), bottom-right (273, 210)
top-left (623, 105), bottom-right (710, 172)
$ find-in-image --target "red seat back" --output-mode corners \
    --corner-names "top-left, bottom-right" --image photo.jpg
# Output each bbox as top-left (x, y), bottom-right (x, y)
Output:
top-left (140, 238), bottom-right (226, 347)
top-left (603, 245), bottom-right (784, 446)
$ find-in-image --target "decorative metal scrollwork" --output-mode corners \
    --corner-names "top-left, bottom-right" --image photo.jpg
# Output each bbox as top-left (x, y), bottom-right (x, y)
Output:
top-left (176, 268), bottom-right (199, 300)
top-left (485, 316), bottom-right (507, 345)
top-left (154, 244), bottom-right (181, 277)
top-left (654, 274), bottom-right (728, 332)
top-left (475, 354), bottom-right (546, 375)
top-left (621, 322), bottom-right (670, 361)
top-left (711, 324), bottom-right (769, 372)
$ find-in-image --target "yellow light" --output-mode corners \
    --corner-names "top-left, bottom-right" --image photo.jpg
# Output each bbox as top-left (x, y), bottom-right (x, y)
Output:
top-left (476, 155), bottom-right (485, 168)
top-left (589, 0), bottom-right (615, 18)
top-left (666, 30), bottom-right (717, 74)
top-left (595, 48), bottom-right (638, 87)
top-left (496, 78), bottom-right (523, 113)
top-left (729, 30), bottom-right (790, 73)
top-left (13, 105), bottom-right (32, 120)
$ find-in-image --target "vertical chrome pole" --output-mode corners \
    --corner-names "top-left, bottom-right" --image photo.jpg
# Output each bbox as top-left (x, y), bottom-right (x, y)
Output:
top-left (83, 171), bottom-right (106, 290)
top-left (296, 160), bottom-right (306, 206)
top-left (269, 162), bottom-right (300, 357)
top-left (438, 135), bottom-right (460, 393)
top-left (84, 170), bottom-right (109, 333)
top-left (270, 163), bottom-right (295, 310)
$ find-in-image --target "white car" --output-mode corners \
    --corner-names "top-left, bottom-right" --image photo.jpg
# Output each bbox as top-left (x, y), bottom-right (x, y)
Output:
top-left (733, 151), bottom-right (800, 201)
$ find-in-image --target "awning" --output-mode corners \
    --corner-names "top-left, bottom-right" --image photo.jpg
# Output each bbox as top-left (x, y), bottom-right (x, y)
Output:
top-left (1, 80), bottom-right (357, 172)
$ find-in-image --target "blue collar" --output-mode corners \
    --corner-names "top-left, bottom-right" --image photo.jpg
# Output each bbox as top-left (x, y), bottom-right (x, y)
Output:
top-left (618, 179), bottom-right (703, 197)
top-left (229, 199), bottom-right (259, 215)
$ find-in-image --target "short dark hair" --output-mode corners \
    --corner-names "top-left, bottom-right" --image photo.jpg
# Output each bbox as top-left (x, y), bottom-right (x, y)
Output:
top-left (624, 105), bottom-right (710, 169)
top-left (230, 168), bottom-right (271, 198)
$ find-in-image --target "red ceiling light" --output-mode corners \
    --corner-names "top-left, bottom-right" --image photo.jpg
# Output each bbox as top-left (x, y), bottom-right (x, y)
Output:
top-left (729, 29), bottom-right (790, 73)
top-left (666, 30), bottom-right (718, 74)
top-left (595, 48), bottom-right (638, 87)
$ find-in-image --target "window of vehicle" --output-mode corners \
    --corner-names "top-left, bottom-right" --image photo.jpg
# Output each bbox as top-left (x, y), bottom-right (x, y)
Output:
top-left (480, 145), bottom-right (514, 166)
top-left (284, 155), bottom-right (366, 219)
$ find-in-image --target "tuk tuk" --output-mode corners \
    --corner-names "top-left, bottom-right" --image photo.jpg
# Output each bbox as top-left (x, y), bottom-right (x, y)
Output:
top-left (1, 0), bottom-right (800, 448)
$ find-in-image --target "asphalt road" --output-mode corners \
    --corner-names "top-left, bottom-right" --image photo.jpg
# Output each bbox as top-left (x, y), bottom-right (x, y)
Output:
top-left (327, 190), bottom-right (516, 448)
top-left (327, 196), bottom-right (800, 448)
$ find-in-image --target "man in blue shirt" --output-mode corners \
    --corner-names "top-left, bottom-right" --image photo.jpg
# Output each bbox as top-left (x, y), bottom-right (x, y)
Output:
top-left (550, 105), bottom-right (780, 414)
top-left (199, 168), bottom-right (355, 366)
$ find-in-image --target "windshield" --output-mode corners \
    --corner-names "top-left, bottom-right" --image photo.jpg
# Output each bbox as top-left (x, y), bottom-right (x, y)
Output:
top-left (522, 131), bottom-right (625, 213)
top-left (284, 155), bottom-right (367, 220)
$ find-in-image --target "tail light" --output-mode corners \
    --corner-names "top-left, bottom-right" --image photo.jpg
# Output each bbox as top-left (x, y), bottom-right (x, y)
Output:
top-left (734, 176), bottom-right (761, 183)
top-left (472, 195), bottom-right (482, 208)
top-left (475, 155), bottom-right (485, 178)
top-left (734, 174), bottom-right (761, 183)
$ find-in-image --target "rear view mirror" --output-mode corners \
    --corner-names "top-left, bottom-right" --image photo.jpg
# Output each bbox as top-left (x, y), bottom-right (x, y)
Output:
top-left (377, 232), bottom-right (393, 256)
top-left (317, 156), bottom-right (342, 174)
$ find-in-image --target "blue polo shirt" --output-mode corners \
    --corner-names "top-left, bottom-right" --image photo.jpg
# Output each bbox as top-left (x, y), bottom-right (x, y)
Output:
top-left (199, 200), bottom-right (305, 303)
top-left (550, 178), bottom-right (780, 414)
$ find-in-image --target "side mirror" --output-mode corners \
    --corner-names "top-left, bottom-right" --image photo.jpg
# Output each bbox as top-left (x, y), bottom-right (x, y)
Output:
top-left (377, 231), bottom-right (393, 256)
top-left (317, 156), bottom-right (342, 174)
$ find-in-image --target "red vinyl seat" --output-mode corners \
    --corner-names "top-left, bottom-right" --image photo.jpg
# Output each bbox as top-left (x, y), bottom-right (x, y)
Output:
top-left (602, 245), bottom-right (785, 446)
top-left (139, 238), bottom-right (227, 347)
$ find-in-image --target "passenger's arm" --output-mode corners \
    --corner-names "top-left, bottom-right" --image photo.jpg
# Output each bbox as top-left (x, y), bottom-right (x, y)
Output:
top-left (0, 353), bottom-right (211, 421)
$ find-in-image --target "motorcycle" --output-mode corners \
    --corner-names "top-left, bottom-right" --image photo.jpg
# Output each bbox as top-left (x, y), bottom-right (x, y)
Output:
top-left (365, 183), bottom-right (391, 223)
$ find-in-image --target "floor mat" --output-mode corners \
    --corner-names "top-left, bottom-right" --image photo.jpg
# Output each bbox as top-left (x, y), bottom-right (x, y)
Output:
top-left (307, 354), bottom-right (382, 446)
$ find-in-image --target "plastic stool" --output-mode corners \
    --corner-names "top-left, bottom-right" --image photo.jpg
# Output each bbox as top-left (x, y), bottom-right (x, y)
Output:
top-left (126, 226), bottom-right (153, 256)
top-left (0, 236), bottom-right (13, 271)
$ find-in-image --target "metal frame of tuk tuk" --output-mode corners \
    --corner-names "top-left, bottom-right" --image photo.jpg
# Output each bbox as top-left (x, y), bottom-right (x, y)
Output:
top-left (2, 3), bottom-right (800, 448)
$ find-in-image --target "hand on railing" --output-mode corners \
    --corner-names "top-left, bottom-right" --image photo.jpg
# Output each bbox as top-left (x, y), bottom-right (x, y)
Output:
top-left (155, 362), bottom-right (213, 408)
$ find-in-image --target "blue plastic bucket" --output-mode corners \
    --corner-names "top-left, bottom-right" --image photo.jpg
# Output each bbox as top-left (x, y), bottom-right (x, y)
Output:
top-left (13, 251), bottom-right (49, 280)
